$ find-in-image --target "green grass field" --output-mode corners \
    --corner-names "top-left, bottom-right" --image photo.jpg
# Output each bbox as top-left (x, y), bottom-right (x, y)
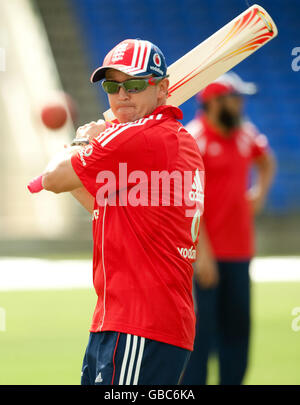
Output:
top-left (0, 282), bottom-right (299, 385)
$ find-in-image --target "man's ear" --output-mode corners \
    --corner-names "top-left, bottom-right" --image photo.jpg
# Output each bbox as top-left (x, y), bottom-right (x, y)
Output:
top-left (158, 78), bottom-right (170, 101)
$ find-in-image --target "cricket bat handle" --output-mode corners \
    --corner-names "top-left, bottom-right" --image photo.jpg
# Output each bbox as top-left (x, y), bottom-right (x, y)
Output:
top-left (27, 174), bottom-right (44, 193)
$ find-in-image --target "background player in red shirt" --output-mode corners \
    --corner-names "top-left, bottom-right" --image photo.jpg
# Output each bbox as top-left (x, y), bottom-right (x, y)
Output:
top-left (182, 74), bottom-right (276, 385)
top-left (39, 39), bottom-right (205, 385)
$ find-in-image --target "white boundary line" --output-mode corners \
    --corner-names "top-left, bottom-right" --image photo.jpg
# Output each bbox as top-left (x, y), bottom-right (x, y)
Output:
top-left (0, 257), bottom-right (299, 291)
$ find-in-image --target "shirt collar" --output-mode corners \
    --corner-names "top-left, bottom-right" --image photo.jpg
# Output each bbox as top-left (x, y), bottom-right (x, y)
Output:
top-left (148, 105), bottom-right (183, 120)
top-left (112, 105), bottom-right (183, 125)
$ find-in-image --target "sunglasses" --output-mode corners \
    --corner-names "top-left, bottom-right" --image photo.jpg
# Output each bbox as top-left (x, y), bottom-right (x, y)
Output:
top-left (101, 76), bottom-right (168, 94)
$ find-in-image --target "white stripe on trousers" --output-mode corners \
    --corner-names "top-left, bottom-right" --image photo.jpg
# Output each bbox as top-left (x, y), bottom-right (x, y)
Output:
top-left (119, 334), bottom-right (145, 385)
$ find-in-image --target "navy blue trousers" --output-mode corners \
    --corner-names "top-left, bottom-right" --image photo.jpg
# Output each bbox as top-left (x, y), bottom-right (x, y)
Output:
top-left (81, 332), bottom-right (191, 385)
top-left (182, 261), bottom-right (251, 385)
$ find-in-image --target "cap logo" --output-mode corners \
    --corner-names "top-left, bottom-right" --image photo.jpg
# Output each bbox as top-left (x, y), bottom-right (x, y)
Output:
top-left (111, 43), bottom-right (129, 63)
top-left (153, 53), bottom-right (161, 67)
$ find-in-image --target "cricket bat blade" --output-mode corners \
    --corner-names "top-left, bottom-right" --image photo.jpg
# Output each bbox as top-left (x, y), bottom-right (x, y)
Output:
top-left (103, 4), bottom-right (278, 121)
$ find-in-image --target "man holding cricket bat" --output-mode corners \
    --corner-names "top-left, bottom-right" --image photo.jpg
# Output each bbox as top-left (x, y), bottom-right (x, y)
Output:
top-left (182, 75), bottom-right (276, 385)
top-left (28, 5), bottom-right (278, 385)
top-left (40, 39), bottom-right (205, 385)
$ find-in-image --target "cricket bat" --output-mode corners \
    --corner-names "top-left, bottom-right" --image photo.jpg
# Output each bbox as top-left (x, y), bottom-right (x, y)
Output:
top-left (103, 4), bottom-right (277, 121)
top-left (28, 3), bottom-right (277, 193)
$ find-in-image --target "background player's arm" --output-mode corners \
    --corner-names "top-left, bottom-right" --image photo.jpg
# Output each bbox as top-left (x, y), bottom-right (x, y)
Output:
top-left (247, 151), bottom-right (276, 214)
top-left (195, 221), bottom-right (219, 288)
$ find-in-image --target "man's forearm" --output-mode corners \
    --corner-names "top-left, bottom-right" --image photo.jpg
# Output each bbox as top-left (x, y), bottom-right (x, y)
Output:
top-left (196, 220), bottom-right (214, 260)
top-left (254, 152), bottom-right (276, 199)
top-left (43, 146), bottom-right (80, 174)
top-left (42, 146), bottom-right (83, 193)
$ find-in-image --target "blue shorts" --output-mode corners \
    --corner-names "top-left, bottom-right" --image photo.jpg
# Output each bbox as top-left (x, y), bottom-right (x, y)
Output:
top-left (81, 331), bottom-right (191, 385)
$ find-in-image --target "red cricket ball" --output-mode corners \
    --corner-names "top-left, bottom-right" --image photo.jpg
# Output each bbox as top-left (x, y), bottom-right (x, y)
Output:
top-left (41, 104), bottom-right (67, 130)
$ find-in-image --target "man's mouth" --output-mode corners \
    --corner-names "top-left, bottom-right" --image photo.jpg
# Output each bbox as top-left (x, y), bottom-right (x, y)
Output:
top-left (117, 105), bottom-right (135, 110)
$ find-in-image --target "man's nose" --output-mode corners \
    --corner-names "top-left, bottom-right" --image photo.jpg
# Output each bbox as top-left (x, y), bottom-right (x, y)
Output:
top-left (118, 86), bottom-right (129, 100)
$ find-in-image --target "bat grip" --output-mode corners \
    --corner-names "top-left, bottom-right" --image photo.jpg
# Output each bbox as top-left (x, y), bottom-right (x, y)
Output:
top-left (27, 174), bottom-right (44, 194)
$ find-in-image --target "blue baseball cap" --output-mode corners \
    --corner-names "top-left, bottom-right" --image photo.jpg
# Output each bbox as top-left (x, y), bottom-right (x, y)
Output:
top-left (90, 39), bottom-right (168, 83)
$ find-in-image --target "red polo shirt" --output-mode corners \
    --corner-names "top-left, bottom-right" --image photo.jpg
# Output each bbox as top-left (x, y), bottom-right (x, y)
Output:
top-left (71, 105), bottom-right (205, 350)
top-left (187, 115), bottom-right (269, 260)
